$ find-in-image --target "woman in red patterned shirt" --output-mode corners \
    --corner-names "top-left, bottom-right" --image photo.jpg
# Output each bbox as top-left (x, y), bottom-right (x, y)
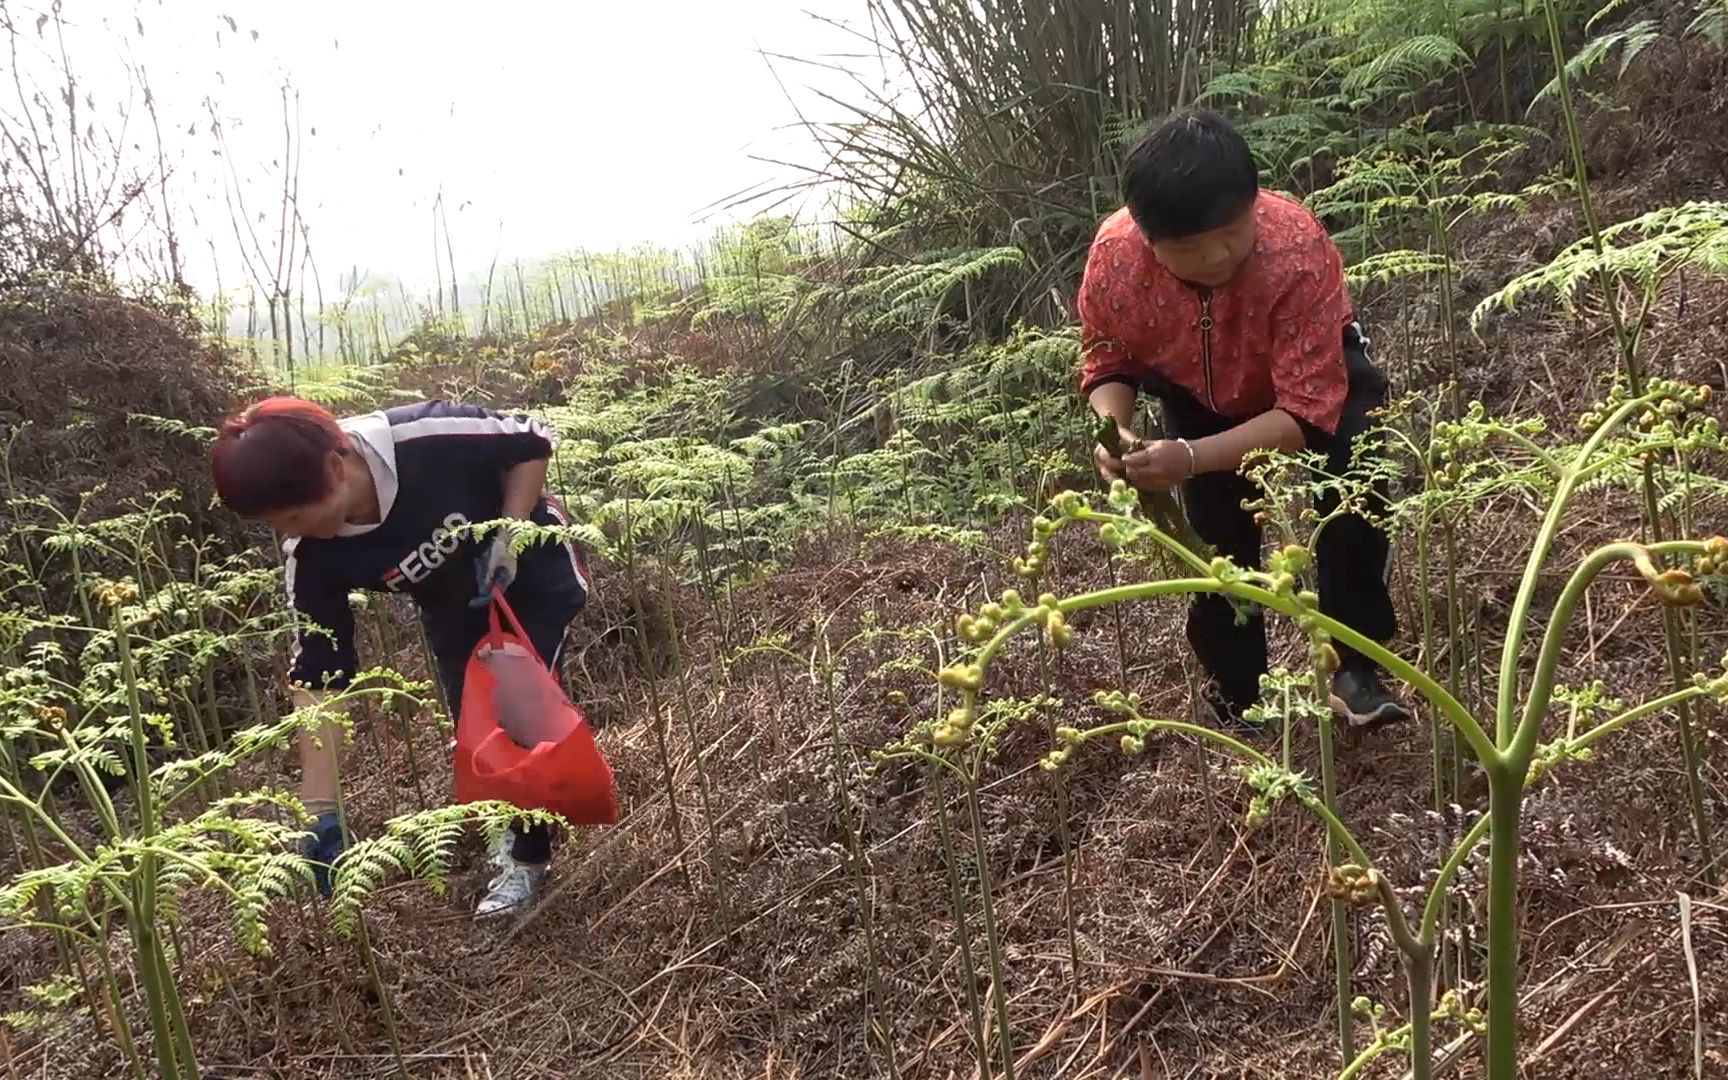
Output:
top-left (1080, 108), bottom-right (1409, 731)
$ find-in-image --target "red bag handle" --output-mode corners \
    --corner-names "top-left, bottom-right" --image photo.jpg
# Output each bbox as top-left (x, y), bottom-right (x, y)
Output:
top-left (484, 586), bottom-right (548, 667)
top-left (467, 728), bottom-right (550, 782)
top-left (468, 591), bottom-right (552, 787)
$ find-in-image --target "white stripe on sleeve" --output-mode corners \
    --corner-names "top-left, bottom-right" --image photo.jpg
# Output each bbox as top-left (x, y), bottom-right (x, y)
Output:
top-left (543, 500), bottom-right (591, 593)
top-left (283, 537), bottom-right (303, 668)
top-left (390, 412), bottom-right (555, 450)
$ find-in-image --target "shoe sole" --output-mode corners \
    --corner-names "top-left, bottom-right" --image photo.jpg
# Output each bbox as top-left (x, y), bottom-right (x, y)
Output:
top-left (1328, 692), bottom-right (1412, 733)
top-left (474, 890), bottom-right (542, 919)
top-left (474, 869), bottom-right (549, 919)
top-left (474, 903), bottom-right (528, 919)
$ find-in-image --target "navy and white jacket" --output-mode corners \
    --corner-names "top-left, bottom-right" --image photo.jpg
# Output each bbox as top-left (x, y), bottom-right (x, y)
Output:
top-left (285, 401), bottom-right (590, 691)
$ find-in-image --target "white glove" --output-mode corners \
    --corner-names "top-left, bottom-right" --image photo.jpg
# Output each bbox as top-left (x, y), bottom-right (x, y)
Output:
top-left (474, 532), bottom-right (519, 604)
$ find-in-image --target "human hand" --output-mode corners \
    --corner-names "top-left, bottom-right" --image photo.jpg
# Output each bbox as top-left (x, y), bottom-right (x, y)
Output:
top-left (1094, 425), bottom-right (1137, 483)
top-left (1122, 439), bottom-right (1195, 493)
top-left (471, 532), bottom-right (519, 609)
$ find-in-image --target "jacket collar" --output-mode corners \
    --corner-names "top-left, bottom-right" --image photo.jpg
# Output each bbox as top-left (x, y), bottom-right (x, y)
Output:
top-left (337, 411), bottom-right (399, 537)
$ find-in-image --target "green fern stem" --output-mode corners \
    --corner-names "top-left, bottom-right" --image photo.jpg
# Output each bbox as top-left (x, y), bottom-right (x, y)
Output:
top-left (0, 743), bottom-right (60, 955)
top-left (1383, 878), bottom-right (1435, 1080)
top-left (621, 501), bottom-right (689, 882)
top-left (1411, 472), bottom-right (1446, 817)
top-left (89, 926), bottom-right (149, 1080)
top-left (930, 766), bottom-right (990, 1074)
top-left (963, 767), bottom-right (1017, 1080)
top-left (114, 616), bottom-right (197, 1080)
top-left (665, 578), bottom-right (728, 922)
top-left (353, 913), bottom-right (409, 1079)
top-left (1483, 767), bottom-right (1522, 1080)
top-left (1654, 602), bottom-right (1716, 882)
top-left (1318, 684), bottom-right (1355, 1064)
top-left (1538, 0), bottom-right (1639, 386)
top-left (1636, 457), bottom-right (1717, 885)
top-left (1663, 454), bottom-right (1718, 882)
top-left (819, 641), bottom-right (900, 1080)
top-left (156, 928), bottom-right (199, 1080)
top-left (1037, 639), bottom-right (1083, 1001)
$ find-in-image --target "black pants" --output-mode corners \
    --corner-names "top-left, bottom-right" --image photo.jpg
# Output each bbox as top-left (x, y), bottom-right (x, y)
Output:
top-left (1156, 325), bottom-right (1397, 709)
top-left (426, 582), bottom-right (585, 865)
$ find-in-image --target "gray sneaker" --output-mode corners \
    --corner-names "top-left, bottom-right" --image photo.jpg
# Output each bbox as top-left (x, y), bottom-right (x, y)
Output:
top-left (1329, 666), bottom-right (1412, 731)
top-left (475, 861), bottom-right (547, 918)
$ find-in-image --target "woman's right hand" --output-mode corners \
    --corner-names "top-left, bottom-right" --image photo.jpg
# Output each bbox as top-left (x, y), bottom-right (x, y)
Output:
top-left (1095, 426), bottom-right (1136, 484)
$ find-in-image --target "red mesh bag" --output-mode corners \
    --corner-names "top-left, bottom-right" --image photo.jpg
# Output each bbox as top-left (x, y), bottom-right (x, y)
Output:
top-left (452, 591), bottom-right (619, 826)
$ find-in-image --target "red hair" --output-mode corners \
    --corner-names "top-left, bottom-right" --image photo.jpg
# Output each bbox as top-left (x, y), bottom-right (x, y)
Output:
top-left (210, 396), bottom-right (352, 517)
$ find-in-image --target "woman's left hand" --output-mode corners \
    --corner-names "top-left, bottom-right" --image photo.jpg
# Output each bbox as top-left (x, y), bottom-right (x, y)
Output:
top-left (472, 532), bottom-right (519, 606)
top-left (1122, 439), bottom-right (1194, 493)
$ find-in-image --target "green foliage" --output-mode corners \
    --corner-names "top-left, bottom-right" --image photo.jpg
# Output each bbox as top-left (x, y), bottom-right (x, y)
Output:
top-left (681, 217), bottom-right (825, 330)
top-left (1340, 34), bottom-right (1471, 98)
top-left (1346, 249), bottom-right (1455, 289)
top-left (1473, 201), bottom-right (1728, 325)
top-left (1690, 0), bottom-right (1728, 45)
top-left (329, 802), bottom-right (553, 936)
top-left (1531, 19), bottom-right (1661, 106)
top-left (538, 368), bottom-right (816, 582)
top-left (804, 326), bottom-right (1091, 532)
top-left (2, 973), bottom-right (86, 1034)
top-left (524, 324), bottom-right (1090, 590)
top-left (1311, 120), bottom-right (1567, 265)
top-left (127, 415), bottom-right (218, 445)
top-left (840, 247), bottom-right (1028, 332)
top-left (283, 361), bottom-right (412, 410)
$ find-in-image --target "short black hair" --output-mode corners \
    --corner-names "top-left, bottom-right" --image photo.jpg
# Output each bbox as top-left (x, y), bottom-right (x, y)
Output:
top-left (1121, 108), bottom-right (1259, 241)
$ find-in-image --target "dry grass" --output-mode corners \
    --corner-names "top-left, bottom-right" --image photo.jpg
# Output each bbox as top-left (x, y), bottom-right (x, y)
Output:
top-left (7, 424), bottom-right (1722, 1080)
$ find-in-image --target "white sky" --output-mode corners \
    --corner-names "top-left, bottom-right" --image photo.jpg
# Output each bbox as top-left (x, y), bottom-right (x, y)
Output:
top-left (16, 0), bottom-right (886, 294)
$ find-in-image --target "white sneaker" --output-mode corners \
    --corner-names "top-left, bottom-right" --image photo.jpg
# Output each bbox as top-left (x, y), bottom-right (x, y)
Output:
top-left (475, 861), bottom-right (546, 918)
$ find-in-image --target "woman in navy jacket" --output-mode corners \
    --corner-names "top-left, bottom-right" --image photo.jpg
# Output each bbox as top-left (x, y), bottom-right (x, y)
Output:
top-left (211, 395), bottom-right (590, 916)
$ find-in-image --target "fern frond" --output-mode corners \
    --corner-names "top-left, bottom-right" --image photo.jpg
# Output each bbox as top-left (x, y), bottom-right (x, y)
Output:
top-left (1341, 34), bottom-right (1471, 97)
top-left (1688, 0), bottom-right (1727, 44)
top-left (1530, 21), bottom-right (1661, 108)
top-left (327, 802), bottom-right (562, 936)
top-left (1588, 0), bottom-right (1647, 31)
top-left (1347, 250), bottom-right (1455, 289)
top-left (1197, 65), bottom-right (1300, 103)
top-left (845, 247), bottom-right (1026, 330)
top-left (329, 836), bottom-right (411, 936)
top-left (1099, 112), bottom-right (1144, 150)
top-left (867, 522), bottom-right (995, 552)
top-left (128, 415), bottom-right (217, 444)
top-left (1473, 201), bottom-right (1728, 328)
top-left (283, 363), bottom-right (408, 410)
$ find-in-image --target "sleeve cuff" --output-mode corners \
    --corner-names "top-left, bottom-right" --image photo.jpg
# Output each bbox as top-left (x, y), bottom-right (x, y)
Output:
top-left (1292, 414), bottom-right (1329, 449)
top-left (1079, 372), bottom-right (1141, 398)
top-left (1278, 400), bottom-right (1341, 446)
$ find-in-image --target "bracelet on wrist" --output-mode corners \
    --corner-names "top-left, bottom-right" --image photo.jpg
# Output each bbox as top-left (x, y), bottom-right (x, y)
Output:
top-left (1176, 438), bottom-right (1197, 477)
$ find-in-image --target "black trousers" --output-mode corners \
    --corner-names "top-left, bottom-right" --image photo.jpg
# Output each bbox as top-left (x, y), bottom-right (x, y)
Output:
top-left (1155, 325), bottom-right (1397, 709)
top-left (426, 574), bottom-right (586, 866)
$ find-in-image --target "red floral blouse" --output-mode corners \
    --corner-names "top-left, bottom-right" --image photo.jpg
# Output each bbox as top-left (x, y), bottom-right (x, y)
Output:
top-left (1076, 190), bottom-right (1353, 435)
